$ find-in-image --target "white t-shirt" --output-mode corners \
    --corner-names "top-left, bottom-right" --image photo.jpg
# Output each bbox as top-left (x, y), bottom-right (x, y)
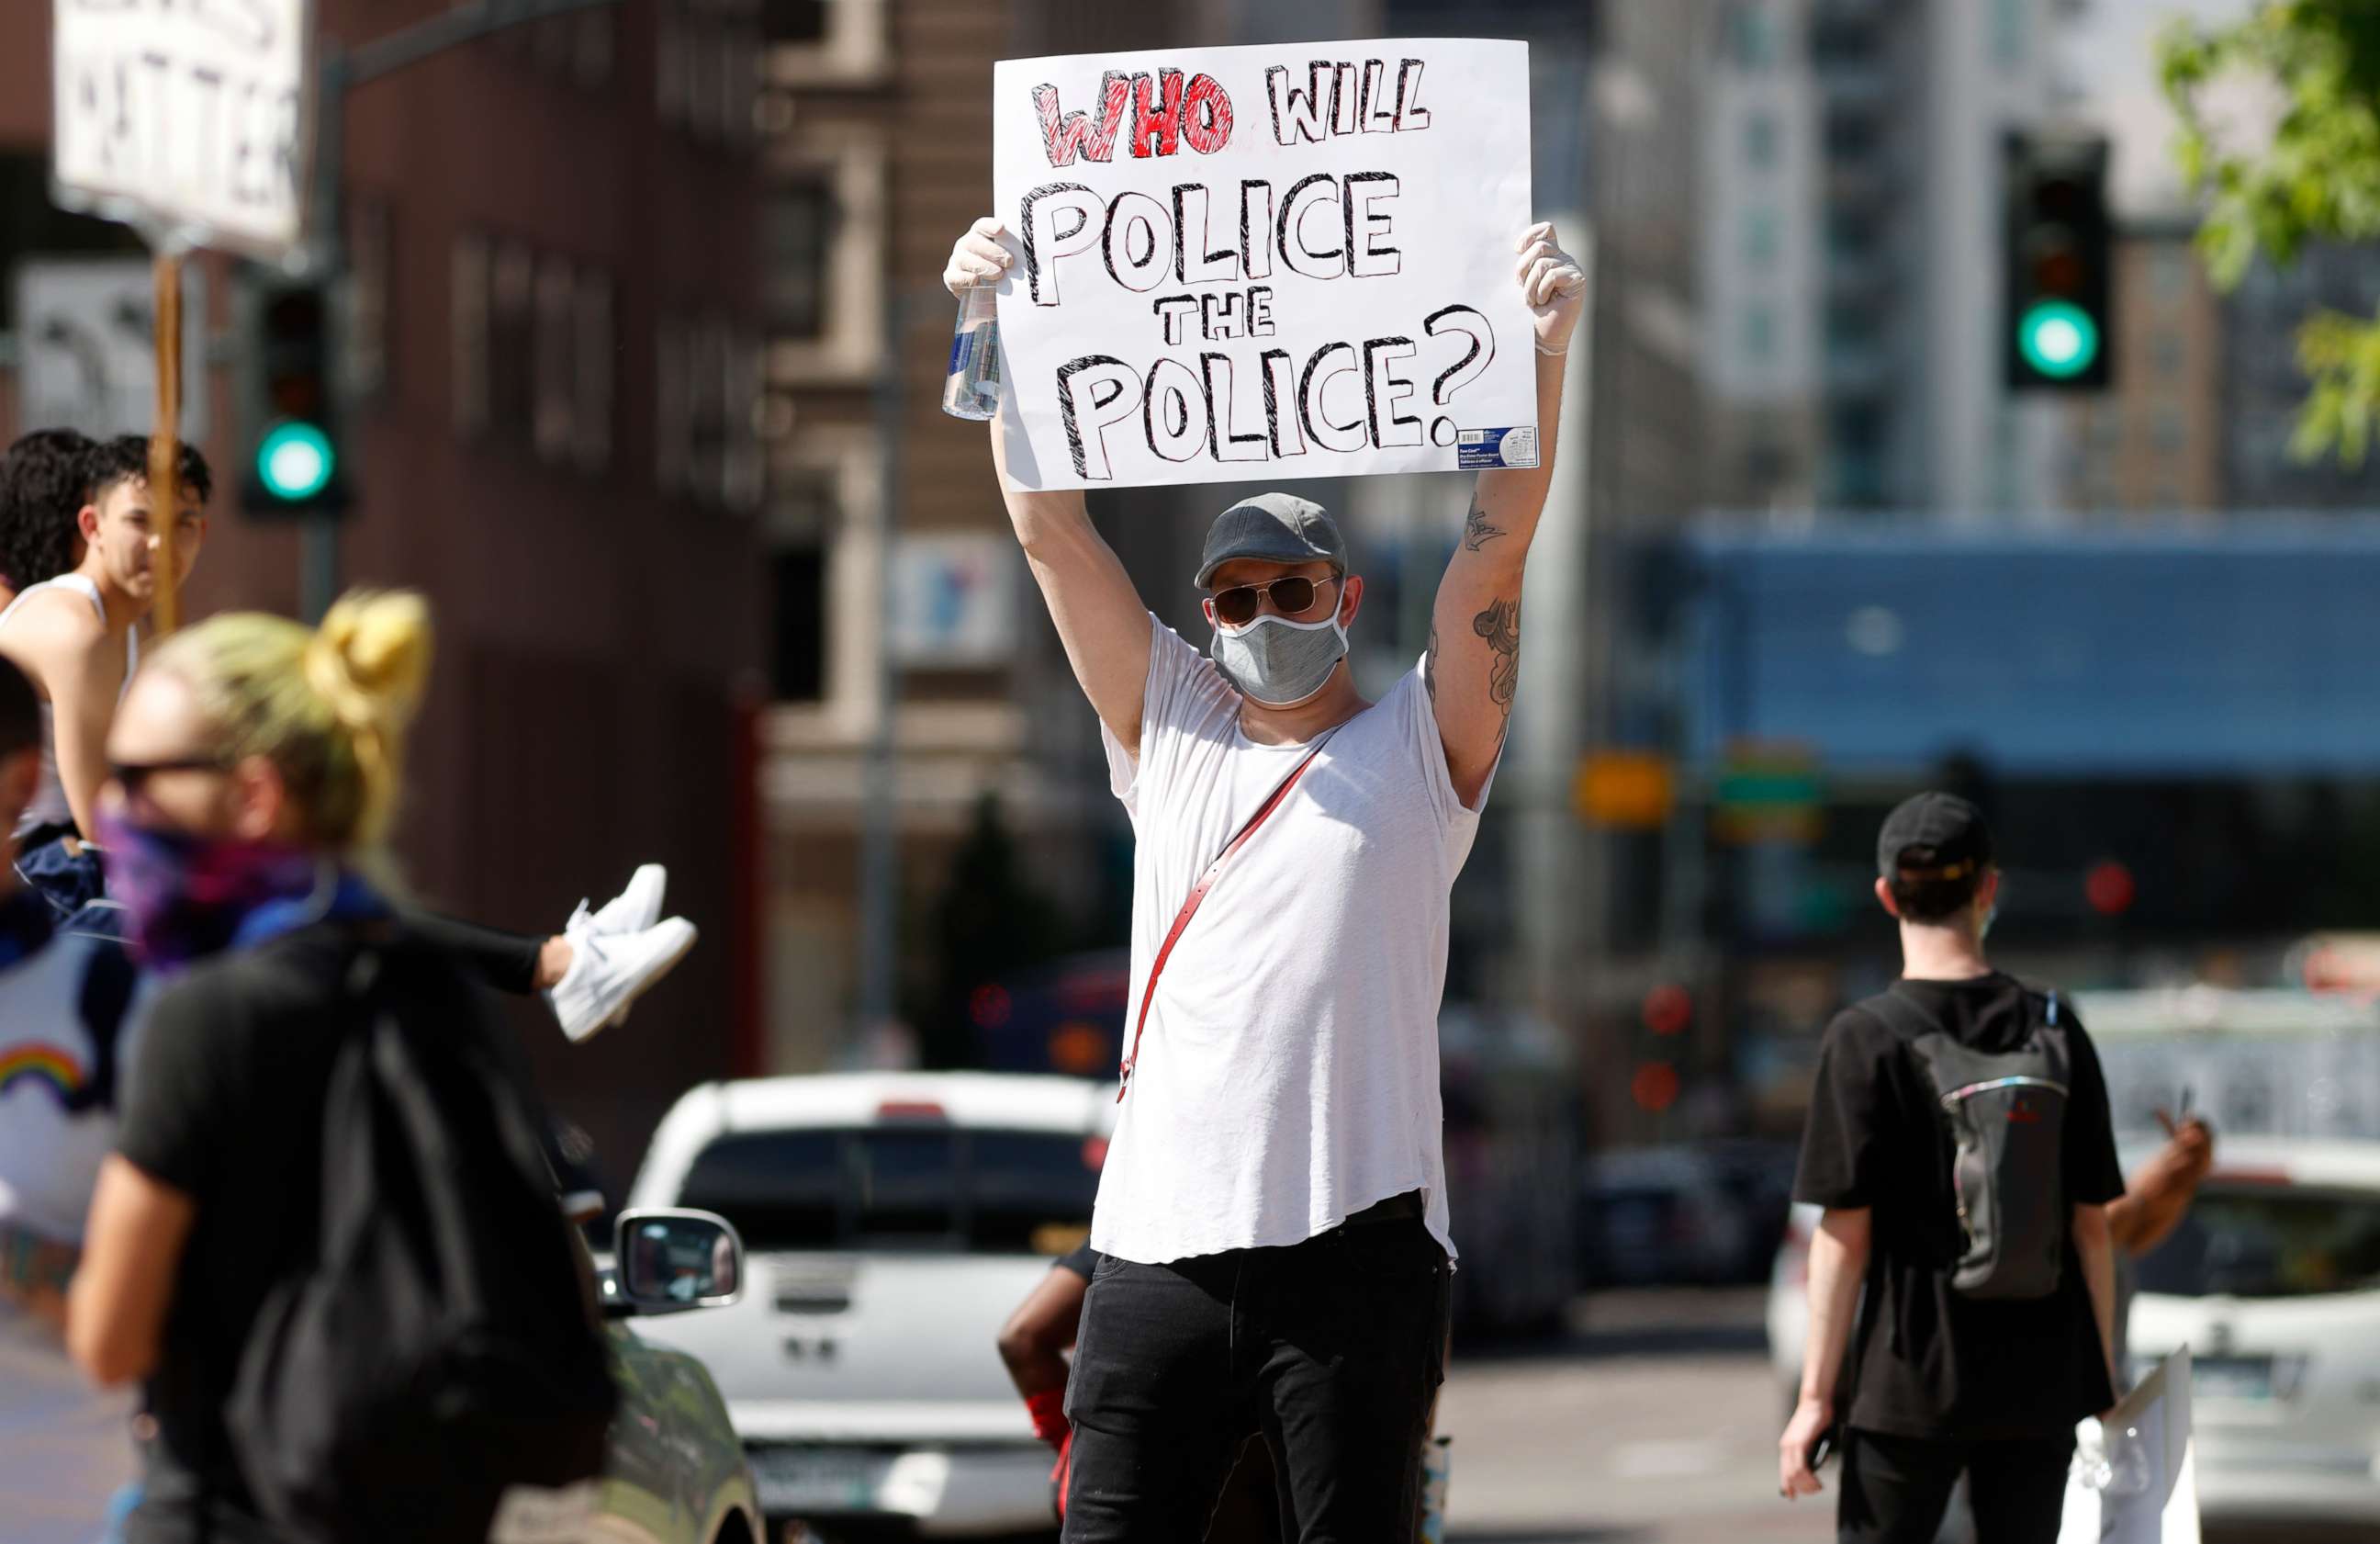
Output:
top-left (1089, 615), bottom-right (1492, 1266)
top-left (0, 930), bottom-right (148, 1243)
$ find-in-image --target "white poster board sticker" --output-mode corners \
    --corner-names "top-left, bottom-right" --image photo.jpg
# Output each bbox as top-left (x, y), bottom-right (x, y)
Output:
top-left (991, 39), bottom-right (1536, 491)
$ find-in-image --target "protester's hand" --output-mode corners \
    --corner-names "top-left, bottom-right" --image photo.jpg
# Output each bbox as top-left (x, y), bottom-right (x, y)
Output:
top-left (1515, 221), bottom-right (1589, 356)
top-left (1779, 1394), bottom-right (1831, 1500)
top-left (2154, 1110), bottom-right (2216, 1179)
top-left (945, 217), bottom-right (1014, 297)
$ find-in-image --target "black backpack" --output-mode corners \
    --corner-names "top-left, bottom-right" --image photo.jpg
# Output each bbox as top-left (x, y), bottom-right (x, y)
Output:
top-left (225, 941), bottom-right (619, 1544)
top-left (1864, 985), bottom-right (2073, 1301)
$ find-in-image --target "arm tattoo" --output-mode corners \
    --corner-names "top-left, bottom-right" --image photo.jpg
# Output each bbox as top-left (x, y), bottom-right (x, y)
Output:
top-left (1461, 494), bottom-right (1507, 553)
top-left (1425, 623), bottom-right (1441, 704)
top-left (1472, 595), bottom-right (1521, 722)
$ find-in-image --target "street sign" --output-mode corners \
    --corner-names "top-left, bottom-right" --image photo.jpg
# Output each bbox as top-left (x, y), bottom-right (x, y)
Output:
top-left (1574, 750), bottom-right (1675, 829)
top-left (888, 535), bottom-right (1020, 668)
top-left (14, 259), bottom-right (209, 441)
top-left (51, 0), bottom-right (318, 260)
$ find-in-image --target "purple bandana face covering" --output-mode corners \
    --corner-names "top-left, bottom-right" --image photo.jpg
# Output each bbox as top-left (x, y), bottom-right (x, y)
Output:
top-left (95, 810), bottom-right (321, 971)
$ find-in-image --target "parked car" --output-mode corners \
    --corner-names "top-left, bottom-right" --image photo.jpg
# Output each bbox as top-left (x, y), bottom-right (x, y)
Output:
top-left (585, 1204), bottom-right (766, 1544)
top-left (2128, 1137), bottom-right (2380, 1533)
top-left (1577, 1146), bottom-right (1753, 1289)
top-left (621, 1073), bottom-right (1117, 1538)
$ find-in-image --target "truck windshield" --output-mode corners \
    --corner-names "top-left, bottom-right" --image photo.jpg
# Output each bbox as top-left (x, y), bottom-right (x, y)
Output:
top-left (676, 1126), bottom-right (1101, 1253)
top-left (2135, 1184), bottom-right (2380, 1299)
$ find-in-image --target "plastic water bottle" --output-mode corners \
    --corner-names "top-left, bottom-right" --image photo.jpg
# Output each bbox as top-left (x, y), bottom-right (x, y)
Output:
top-left (941, 286), bottom-right (1001, 421)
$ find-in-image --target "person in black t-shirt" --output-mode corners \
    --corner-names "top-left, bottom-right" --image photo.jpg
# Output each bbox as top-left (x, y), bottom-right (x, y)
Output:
top-left (1778, 794), bottom-right (2125, 1544)
top-left (63, 592), bottom-right (586, 1544)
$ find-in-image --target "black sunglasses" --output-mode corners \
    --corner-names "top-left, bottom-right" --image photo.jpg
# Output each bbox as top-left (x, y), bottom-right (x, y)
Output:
top-left (109, 756), bottom-right (230, 798)
top-left (1210, 574), bottom-right (1338, 627)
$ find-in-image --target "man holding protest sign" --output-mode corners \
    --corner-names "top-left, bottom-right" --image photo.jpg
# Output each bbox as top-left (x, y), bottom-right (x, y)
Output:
top-left (942, 41), bottom-right (1580, 1533)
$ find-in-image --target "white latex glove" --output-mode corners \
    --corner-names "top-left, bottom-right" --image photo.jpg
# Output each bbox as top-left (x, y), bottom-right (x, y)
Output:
top-left (1514, 221), bottom-right (1589, 355)
top-left (943, 216), bottom-right (1014, 298)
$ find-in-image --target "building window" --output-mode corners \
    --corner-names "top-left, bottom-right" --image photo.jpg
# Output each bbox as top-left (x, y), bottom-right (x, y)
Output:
top-left (768, 0), bottom-right (890, 88)
top-left (1744, 112), bottom-right (1779, 170)
top-left (490, 6), bottom-right (615, 89)
top-left (2151, 245), bottom-right (2190, 299)
top-left (766, 0), bottom-right (826, 42)
top-left (766, 178), bottom-right (836, 339)
top-left (658, 0), bottom-right (760, 146)
top-left (574, 276), bottom-right (614, 473)
top-left (454, 233), bottom-right (615, 470)
top-left (1824, 111), bottom-right (1879, 162)
top-left (1730, 4), bottom-right (1777, 68)
top-left (1993, 0), bottom-right (2025, 68)
top-left (451, 235), bottom-right (489, 436)
top-left (1743, 208), bottom-right (1779, 265)
top-left (2152, 409), bottom-right (2186, 452)
top-left (488, 242), bottom-right (537, 445)
top-left (1744, 305), bottom-right (1776, 361)
top-left (768, 126), bottom-right (888, 382)
top-left (348, 199), bottom-right (392, 404)
top-left (2152, 332), bottom-right (2184, 375)
top-left (1826, 212), bottom-right (1876, 260)
top-left (658, 312), bottom-right (766, 512)
top-left (769, 466), bottom-right (835, 702)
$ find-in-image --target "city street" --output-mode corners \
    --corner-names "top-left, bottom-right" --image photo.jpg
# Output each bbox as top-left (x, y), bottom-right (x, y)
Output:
top-left (1443, 1290), bottom-right (1825, 1544)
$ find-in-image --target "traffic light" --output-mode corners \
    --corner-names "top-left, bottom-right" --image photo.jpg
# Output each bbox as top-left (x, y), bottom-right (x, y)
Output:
top-left (2004, 132), bottom-right (2112, 391)
top-left (240, 274), bottom-right (350, 516)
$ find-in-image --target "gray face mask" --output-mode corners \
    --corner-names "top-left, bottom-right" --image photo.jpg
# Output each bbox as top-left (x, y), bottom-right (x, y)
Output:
top-left (1210, 611), bottom-right (1348, 706)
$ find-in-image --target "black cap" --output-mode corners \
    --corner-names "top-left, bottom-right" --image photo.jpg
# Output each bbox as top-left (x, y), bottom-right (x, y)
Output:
top-left (1877, 792), bottom-right (1994, 882)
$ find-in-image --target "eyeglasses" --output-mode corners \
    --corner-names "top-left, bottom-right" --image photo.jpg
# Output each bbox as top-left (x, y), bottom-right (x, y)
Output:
top-left (109, 755), bottom-right (230, 799)
top-left (1209, 574), bottom-right (1338, 627)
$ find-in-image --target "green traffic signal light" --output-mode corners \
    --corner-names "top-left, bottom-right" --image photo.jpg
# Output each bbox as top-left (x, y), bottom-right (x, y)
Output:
top-left (2016, 299), bottom-right (2100, 379)
top-left (256, 422), bottom-right (335, 502)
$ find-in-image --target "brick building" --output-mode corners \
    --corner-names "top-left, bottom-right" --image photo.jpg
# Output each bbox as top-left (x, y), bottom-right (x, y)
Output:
top-left (0, 0), bottom-right (769, 1176)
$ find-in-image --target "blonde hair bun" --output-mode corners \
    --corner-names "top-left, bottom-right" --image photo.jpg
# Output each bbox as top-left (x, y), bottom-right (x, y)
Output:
top-left (308, 589), bottom-right (432, 735)
top-left (152, 589), bottom-right (438, 853)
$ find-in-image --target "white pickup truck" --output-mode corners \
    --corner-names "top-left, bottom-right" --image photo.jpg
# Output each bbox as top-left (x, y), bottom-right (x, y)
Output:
top-left (623, 1073), bottom-right (1117, 1538)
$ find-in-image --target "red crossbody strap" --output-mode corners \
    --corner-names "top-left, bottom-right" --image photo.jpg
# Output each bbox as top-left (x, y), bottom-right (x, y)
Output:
top-left (1117, 731), bottom-right (1337, 1102)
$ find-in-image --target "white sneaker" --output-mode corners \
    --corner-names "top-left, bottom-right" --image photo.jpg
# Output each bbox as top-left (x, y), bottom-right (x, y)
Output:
top-left (570, 863), bottom-right (668, 939)
top-left (545, 916), bottom-right (699, 1042)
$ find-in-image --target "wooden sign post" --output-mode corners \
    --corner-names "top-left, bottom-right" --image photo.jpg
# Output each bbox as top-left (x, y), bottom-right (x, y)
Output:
top-left (149, 250), bottom-right (184, 637)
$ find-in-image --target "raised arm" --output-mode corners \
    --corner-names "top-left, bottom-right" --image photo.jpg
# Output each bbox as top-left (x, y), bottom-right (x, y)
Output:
top-left (1426, 223), bottom-right (1588, 808)
top-left (949, 219), bottom-right (1154, 755)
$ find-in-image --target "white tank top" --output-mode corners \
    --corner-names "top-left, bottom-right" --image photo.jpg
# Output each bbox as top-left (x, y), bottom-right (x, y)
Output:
top-left (0, 576), bottom-right (136, 838)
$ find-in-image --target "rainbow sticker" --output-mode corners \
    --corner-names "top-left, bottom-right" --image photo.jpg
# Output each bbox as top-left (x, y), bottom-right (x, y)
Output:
top-left (0, 1043), bottom-right (84, 1105)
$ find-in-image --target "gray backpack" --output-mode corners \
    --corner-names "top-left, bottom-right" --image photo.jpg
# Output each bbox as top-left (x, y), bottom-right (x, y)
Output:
top-left (1865, 986), bottom-right (2072, 1301)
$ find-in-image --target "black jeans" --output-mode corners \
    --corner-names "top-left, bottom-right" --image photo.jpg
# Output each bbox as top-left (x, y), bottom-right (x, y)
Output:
top-left (1837, 1427), bottom-right (2074, 1544)
top-left (1061, 1203), bottom-right (1450, 1544)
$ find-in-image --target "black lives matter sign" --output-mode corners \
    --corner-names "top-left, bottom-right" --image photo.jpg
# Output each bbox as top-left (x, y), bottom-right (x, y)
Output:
top-left (52, 0), bottom-right (314, 255)
top-left (991, 39), bottom-right (1537, 491)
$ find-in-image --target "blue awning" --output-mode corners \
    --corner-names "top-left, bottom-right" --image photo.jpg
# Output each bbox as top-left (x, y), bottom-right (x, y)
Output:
top-left (1680, 522), bottom-right (2380, 776)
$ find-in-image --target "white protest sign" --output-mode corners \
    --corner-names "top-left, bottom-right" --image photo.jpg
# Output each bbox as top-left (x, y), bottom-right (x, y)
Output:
top-left (51, 0), bottom-right (317, 258)
top-left (991, 39), bottom-right (1537, 491)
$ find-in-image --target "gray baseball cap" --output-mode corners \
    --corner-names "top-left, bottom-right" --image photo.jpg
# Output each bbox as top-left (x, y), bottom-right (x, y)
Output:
top-left (1194, 491), bottom-right (1350, 589)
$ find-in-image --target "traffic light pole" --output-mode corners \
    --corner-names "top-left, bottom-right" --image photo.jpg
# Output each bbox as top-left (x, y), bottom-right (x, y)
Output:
top-left (295, 0), bottom-right (630, 621)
